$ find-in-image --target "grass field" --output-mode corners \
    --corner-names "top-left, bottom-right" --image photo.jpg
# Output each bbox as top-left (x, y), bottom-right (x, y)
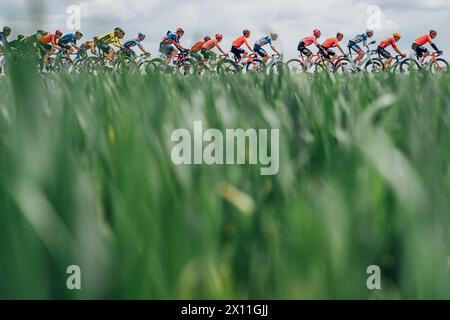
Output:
top-left (0, 62), bottom-right (449, 299)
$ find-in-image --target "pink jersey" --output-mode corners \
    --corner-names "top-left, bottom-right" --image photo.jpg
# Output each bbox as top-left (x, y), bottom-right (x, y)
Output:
top-left (302, 35), bottom-right (319, 46)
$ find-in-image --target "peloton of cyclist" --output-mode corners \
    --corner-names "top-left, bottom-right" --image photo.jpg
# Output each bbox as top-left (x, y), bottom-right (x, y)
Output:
top-left (347, 29), bottom-right (374, 65)
top-left (413, 30), bottom-right (442, 64)
top-left (377, 33), bottom-right (406, 69)
top-left (321, 32), bottom-right (346, 63)
top-left (159, 27), bottom-right (186, 63)
top-left (253, 32), bottom-right (280, 64)
top-left (231, 29), bottom-right (256, 64)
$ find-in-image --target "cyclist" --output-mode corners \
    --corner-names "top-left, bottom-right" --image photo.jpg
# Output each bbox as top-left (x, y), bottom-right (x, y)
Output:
top-left (297, 29), bottom-right (323, 66)
top-left (8, 35), bottom-right (25, 50)
top-left (0, 26), bottom-right (11, 47)
top-left (191, 35), bottom-right (211, 60)
top-left (77, 40), bottom-right (97, 58)
top-left (58, 31), bottom-right (83, 59)
top-left (254, 32), bottom-right (280, 63)
top-left (96, 27), bottom-right (126, 63)
top-left (321, 33), bottom-right (346, 63)
top-left (159, 27), bottom-right (186, 63)
top-left (123, 32), bottom-right (149, 59)
top-left (413, 30), bottom-right (441, 63)
top-left (231, 29), bottom-right (256, 64)
top-left (200, 34), bottom-right (228, 60)
top-left (377, 33), bottom-right (406, 69)
top-left (348, 29), bottom-right (374, 65)
top-left (38, 30), bottom-right (63, 67)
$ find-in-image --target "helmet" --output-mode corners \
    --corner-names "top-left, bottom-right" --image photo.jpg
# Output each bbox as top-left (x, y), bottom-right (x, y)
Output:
top-left (114, 27), bottom-right (125, 34)
top-left (138, 32), bottom-right (146, 38)
top-left (204, 35), bottom-right (211, 41)
top-left (55, 29), bottom-right (63, 36)
top-left (215, 34), bottom-right (223, 41)
top-left (270, 32), bottom-right (278, 41)
top-left (3, 26), bottom-right (11, 34)
top-left (430, 30), bottom-right (437, 36)
top-left (392, 32), bottom-right (401, 39)
top-left (313, 29), bottom-right (321, 37)
top-left (243, 29), bottom-right (250, 36)
top-left (366, 29), bottom-right (374, 35)
top-left (17, 34), bottom-right (24, 40)
top-left (337, 32), bottom-right (344, 39)
top-left (75, 31), bottom-right (83, 37)
top-left (176, 27), bottom-right (184, 34)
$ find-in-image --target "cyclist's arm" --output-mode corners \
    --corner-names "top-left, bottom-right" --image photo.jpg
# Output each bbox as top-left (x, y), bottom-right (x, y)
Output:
top-left (431, 43), bottom-right (440, 52)
top-left (244, 39), bottom-right (255, 53)
top-left (394, 46), bottom-right (405, 56)
top-left (138, 44), bottom-right (148, 54)
top-left (337, 44), bottom-right (345, 55)
top-left (174, 41), bottom-right (185, 51)
top-left (216, 43), bottom-right (227, 55)
top-left (270, 44), bottom-right (280, 55)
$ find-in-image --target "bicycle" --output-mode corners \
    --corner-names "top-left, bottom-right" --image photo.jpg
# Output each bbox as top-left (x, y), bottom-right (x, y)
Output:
top-left (400, 51), bottom-right (449, 74)
top-left (232, 53), bottom-right (265, 73)
top-left (334, 41), bottom-right (384, 73)
top-left (286, 50), bottom-right (334, 74)
top-left (266, 54), bottom-right (286, 75)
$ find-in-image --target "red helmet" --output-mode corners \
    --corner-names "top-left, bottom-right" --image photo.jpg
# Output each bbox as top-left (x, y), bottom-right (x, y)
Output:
top-left (215, 34), bottom-right (223, 41)
top-left (204, 35), bottom-right (211, 41)
top-left (430, 30), bottom-right (437, 36)
top-left (243, 29), bottom-right (250, 36)
top-left (55, 29), bottom-right (63, 36)
top-left (313, 29), bottom-right (321, 37)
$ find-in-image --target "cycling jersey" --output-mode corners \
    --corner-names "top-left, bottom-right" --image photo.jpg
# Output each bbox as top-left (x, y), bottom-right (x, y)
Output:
top-left (202, 38), bottom-right (219, 50)
top-left (59, 33), bottom-right (77, 44)
top-left (379, 37), bottom-right (397, 49)
top-left (161, 31), bottom-right (180, 46)
top-left (232, 36), bottom-right (247, 48)
top-left (301, 35), bottom-right (319, 47)
top-left (39, 34), bottom-right (59, 45)
top-left (124, 38), bottom-right (143, 49)
top-left (254, 36), bottom-right (271, 47)
top-left (322, 38), bottom-right (339, 49)
top-left (350, 33), bottom-right (368, 45)
top-left (98, 32), bottom-right (122, 48)
top-left (0, 32), bottom-right (8, 44)
top-left (415, 34), bottom-right (433, 46)
top-left (191, 41), bottom-right (205, 52)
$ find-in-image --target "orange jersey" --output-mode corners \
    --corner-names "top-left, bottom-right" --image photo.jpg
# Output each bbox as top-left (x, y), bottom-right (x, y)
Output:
top-left (191, 41), bottom-right (205, 52)
top-left (202, 38), bottom-right (219, 50)
top-left (415, 34), bottom-right (433, 46)
top-left (232, 36), bottom-right (247, 48)
top-left (39, 33), bottom-right (58, 45)
top-left (379, 37), bottom-right (398, 49)
top-left (322, 37), bottom-right (339, 49)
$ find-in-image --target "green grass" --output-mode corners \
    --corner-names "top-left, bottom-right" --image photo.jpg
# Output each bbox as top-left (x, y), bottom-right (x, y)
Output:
top-left (0, 63), bottom-right (449, 299)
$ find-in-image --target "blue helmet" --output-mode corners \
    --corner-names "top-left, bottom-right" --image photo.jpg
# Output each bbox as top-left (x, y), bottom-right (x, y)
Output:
top-left (138, 32), bottom-right (145, 38)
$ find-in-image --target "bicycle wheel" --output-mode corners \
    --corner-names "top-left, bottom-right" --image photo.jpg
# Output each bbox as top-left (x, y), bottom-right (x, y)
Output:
top-left (314, 61), bottom-right (334, 73)
top-left (245, 59), bottom-right (265, 73)
top-left (217, 59), bottom-right (239, 74)
top-left (429, 58), bottom-right (449, 74)
top-left (269, 61), bottom-right (287, 75)
top-left (399, 58), bottom-right (420, 73)
top-left (334, 58), bottom-right (353, 74)
top-left (177, 58), bottom-right (196, 76)
top-left (285, 59), bottom-right (305, 74)
top-left (364, 58), bottom-right (384, 73)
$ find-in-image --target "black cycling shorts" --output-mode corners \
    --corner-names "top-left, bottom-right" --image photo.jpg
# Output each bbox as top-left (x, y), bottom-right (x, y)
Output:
top-left (297, 42), bottom-right (312, 57)
top-left (377, 46), bottom-right (391, 59)
top-left (231, 46), bottom-right (245, 59)
top-left (412, 43), bottom-right (428, 57)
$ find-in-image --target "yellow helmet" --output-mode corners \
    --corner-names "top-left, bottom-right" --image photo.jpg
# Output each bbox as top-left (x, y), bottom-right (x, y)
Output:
top-left (392, 32), bottom-right (401, 39)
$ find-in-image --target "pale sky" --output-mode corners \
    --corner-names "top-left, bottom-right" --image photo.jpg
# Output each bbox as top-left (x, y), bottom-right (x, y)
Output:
top-left (1, 0), bottom-right (449, 58)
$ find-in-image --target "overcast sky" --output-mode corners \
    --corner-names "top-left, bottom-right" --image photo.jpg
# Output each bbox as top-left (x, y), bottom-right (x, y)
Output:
top-left (1, 0), bottom-right (449, 58)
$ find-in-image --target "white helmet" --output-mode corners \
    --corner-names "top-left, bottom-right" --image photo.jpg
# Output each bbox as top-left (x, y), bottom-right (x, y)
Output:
top-left (270, 32), bottom-right (278, 41)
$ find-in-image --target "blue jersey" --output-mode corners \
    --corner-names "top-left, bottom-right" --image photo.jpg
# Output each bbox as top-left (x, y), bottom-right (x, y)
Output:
top-left (161, 31), bottom-right (179, 46)
top-left (255, 36), bottom-right (272, 47)
top-left (350, 33), bottom-right (368, 45)
top-left (60, 33), bottom-right (77, 44)
top-left (0, 32), bottom-right (8, 44)
top-left (124, 38), bottom-right (143, 49)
